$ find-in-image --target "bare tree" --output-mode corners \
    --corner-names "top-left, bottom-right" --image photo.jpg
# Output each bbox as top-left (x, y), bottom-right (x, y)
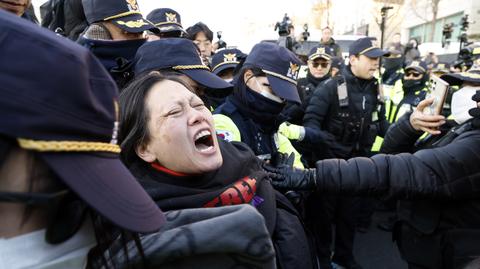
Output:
top-left (410, 0), bottom-right (442, 42)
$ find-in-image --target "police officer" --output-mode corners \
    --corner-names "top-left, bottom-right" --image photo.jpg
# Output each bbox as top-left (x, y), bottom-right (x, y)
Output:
top-left (284, 45), bottom-right (335, 125)
top-left (386, 60), bottom-right (429, 124)
top-left (146, 8), bottom-right (186, 41)
top-left (264, 69), bottom-right (480, 269)
top-left (301, 37), bottom-right (390, 269)
top-left (133, 38), bottom-right (232, 110)
top-left (79, 0), bottom-right (155, 88)
top-left (0, 10), bottom-right (165, 267)
top-left (211, 48), bottom-right (247, 83)
top-left (330, 56), bottom-right (344, 78)
top-left (213, 42), bottom-right (304, 168)
top-left (382, 48), bottom-right (404, 86)
top-left (432, 62), bottom-right (451, 77)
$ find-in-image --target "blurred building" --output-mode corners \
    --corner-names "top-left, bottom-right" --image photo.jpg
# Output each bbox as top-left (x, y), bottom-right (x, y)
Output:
top-left (342, 0), bottom-right (405, 47)
top-left (402, 0), bottom-right (480, 44)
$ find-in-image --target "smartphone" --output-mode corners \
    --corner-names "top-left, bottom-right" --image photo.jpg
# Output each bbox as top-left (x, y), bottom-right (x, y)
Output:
top-left (424, 75), bottom-right (450, 115)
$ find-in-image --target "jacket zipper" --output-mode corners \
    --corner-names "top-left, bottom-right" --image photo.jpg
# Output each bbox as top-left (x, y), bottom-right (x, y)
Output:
top-left (356, 96), bottom-right (366, 151)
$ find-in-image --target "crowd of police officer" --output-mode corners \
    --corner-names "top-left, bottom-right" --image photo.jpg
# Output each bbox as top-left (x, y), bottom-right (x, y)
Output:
top-left (2, 0), bottom-right (480, 268)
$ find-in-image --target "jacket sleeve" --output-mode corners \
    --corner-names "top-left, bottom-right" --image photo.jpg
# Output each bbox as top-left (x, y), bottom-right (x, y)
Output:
top-left (380, 112), bottom-right (423, 154)
top-left (315, 130), bottom-right (480, 200)
top-left (376, 102), bottom-right (390, 138)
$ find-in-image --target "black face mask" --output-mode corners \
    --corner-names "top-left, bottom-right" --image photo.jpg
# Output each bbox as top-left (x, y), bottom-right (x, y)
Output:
top-left (403, 79), bottom-right (422, 89)
top-left (231, 82), bottom-right (286, 131)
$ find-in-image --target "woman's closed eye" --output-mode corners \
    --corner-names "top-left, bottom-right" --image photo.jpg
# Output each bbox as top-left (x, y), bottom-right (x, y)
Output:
top-left (165, 107), bottom-right (183, 117)
top-left (192, 102), bottom-right (205, 109)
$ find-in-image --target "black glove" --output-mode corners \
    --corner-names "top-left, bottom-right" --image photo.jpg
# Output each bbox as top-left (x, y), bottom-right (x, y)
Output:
top-left (270, 151), bottom-right (295, 168)
top-left (262, 161), bottom-right (317, 190)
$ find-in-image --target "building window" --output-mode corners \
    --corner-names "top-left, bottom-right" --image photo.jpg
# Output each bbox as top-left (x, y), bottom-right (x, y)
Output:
top-left (409, 12), bottom-right (464, 43)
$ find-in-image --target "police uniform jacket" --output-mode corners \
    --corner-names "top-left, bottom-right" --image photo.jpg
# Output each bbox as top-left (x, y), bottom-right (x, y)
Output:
top-left (311, 113), bottom-right (480, 268)
top-left (303, 66), bottom-right (389, 159)
top-left (283, 72), bottom-right (330, 125)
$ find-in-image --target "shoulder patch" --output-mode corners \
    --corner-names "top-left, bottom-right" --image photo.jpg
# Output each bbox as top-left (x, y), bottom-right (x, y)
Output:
top-left (216, 130), bottom-right (235, 142)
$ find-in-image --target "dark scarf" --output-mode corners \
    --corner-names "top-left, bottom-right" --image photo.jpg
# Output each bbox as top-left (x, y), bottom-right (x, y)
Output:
top-left (230, 82), bottom-right (286, 133)
top-left (78, 37), bottom-right (146, 71)
top-left (129, 139), bottom-right (277, 234)
top-left (306, 71), bottom-right (329, 87)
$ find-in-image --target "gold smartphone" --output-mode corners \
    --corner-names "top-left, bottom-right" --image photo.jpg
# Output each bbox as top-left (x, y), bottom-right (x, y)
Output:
top-left (424, 75), bottom-right (450, 115)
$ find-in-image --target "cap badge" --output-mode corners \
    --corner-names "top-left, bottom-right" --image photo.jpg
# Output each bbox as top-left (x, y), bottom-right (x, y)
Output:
top-left (223, 53), bottom-right (237, 63)
top-left (287, 62), bottom-right (300, 79)
top-left (316, 47), bottom-right (326, 54)
top-left (126, 0), bottom-right (139, 11)
top-left (117, 19), bottom-right (148, 28)
top-left (411, 61), bottom-right (419, 67)
top-left (165, 12), bottom-right (178, 23)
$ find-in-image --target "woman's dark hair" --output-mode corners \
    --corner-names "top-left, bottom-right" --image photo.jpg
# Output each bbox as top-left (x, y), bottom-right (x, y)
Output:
top-left (186, 22), bottom-right (213, 41)
top-left (118, 72), bottom-right (193, 167)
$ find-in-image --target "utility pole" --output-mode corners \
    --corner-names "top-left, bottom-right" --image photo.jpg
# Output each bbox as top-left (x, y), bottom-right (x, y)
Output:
top-left (380, 6), bottom-right (393, 50)
top-left (378, 6), bottom-right (393, 103)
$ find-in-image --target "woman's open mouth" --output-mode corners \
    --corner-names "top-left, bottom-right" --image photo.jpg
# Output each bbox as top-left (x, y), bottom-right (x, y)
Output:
top-left (0, 0), bottom-right (25, 7)
top-left (194, 129), bottom-right (215, 153)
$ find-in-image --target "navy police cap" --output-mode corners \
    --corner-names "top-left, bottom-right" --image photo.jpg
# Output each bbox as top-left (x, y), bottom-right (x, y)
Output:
top-left (147, 8), bottom-right (186, 34)
top-left (244, 42), bottom-right (303, 104)
top-left (432, 62), bottom-right (450, 73)
top-left (308, 45), bottom-right (334, 61)
top-left (405, 60), bottom-right (428, 74)
top-left (349, 37), bottom-right (390, 58)
top-left (0, 10), bottom-right (165, 233)
top-left (82, 0), bottom-right (155, 33)
top-left (441, 68), bottom-right (480, 86)
top-left (211, 48), bottom-right (247, 75)
top-left (134, 38), bottom-right (231, 89)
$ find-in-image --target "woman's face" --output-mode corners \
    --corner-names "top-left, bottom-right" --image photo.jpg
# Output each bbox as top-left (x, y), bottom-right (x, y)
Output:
top-left (137, 80), bottom-right (222, 174)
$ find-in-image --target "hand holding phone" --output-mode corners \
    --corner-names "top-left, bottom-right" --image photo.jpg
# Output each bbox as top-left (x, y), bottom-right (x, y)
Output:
top-left (424, 75), bottom-right (450, 115)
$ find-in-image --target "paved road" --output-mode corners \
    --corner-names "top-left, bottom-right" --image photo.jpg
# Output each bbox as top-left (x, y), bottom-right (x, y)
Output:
top-left (353, 212), bottom-right (407, 269)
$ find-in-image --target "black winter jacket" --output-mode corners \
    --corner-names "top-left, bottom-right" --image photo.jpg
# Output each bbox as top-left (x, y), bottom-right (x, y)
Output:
top-left (283, 72), bottom-right (330, 125)
top-left (303, 67), bottom-right (389, 159)
top-left (313, 113), bottom-right (480, 268)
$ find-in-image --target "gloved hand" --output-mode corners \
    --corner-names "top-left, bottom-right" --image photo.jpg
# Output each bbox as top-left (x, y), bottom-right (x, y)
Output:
top-left (278, 122), bottom-right (305, 141)
top-left (263, 161), bottom-right (317, 191)
top-left (270, 151), bottom-right (295, 168)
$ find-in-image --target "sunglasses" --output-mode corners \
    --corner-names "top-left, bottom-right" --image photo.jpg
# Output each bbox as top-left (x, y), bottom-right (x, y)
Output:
top-left (312, 61), bottom-right (330, 68)
top-left (405, 71), bottom-right (422, 78)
